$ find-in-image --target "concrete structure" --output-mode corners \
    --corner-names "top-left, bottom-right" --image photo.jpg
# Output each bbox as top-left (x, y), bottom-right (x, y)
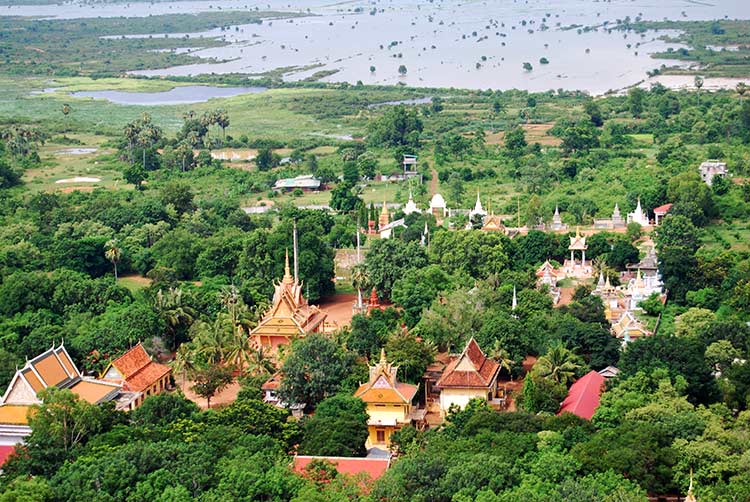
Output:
top-left (699, 160), bottom-right (727, 186)
top-left (627, 198), bottom-right (649, 227)
top-left (429, 193), bottom-right (447, 219)
top-left (403, 190), bottom-right (421, 215)
top-left (550, 205), bottom-right (567, 231)
top-left (435, 338), bottom-right (500, 416)
top-left (354, 350), bottom-right (422, 448)
top-left (273, 174), bottom-right (322, 191)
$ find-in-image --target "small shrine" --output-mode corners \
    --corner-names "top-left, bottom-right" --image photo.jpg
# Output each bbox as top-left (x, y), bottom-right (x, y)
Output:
top-left (354, 349), bottom-right (423, 447)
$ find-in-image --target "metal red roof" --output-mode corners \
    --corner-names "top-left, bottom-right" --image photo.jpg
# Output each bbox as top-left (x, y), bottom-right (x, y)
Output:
top-left (0, 445), bottom-right (16, 466)
top-left (558, 370), bottom-right (605, 420)
top-left (293, 455), bottom-right (390, 480)
top-left (653, 203), bottom-right (673, 214)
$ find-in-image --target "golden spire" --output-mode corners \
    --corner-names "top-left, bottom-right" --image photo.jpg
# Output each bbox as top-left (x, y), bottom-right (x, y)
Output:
top-left (380, 347), bottom-right (387, 364)
top-left (575, 226), bottom-right (581, 238)
top-left (380, 198), bottom-right (389, 216)
top-left (283, 249), bottom-right (294, 283)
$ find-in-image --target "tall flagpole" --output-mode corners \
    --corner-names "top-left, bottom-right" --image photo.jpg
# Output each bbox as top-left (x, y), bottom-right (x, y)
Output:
top-left (293, 219), bottom-right (299, 284)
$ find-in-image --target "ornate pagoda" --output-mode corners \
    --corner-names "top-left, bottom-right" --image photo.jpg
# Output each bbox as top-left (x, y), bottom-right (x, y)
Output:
top-left (249, 251), bottom-right (327, 351)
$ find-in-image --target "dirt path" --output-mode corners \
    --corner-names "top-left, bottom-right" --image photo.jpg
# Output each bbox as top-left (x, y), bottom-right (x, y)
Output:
top-left (430, 168), bottom-right (439, 195)
top-left (176, 374), bottom-right (241, 410)
top-left (318, 293), bottom-right (357, 328)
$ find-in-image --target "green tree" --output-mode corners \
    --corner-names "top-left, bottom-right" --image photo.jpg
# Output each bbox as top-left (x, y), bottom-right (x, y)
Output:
top-left (504, 126), bottom-right (527, 157)
top-left (533, 343), bottom-right (582, 385)
top-left (279, 333), bottom-right (354, 409)
top-left (190, 363), bottom-right (233, 409)
top-left (384, 329), bottom-right (436, 383)
top-left (366, 105), bottom-right (423, 148)
top-left (298, 395), bottom-right (368, 457)
top-left (365, 238), bottom-right (428, 298)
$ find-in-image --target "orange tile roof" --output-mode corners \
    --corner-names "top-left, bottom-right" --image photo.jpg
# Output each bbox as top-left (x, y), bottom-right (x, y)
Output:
top-left (111, 344), bottom-right (152, 379)
top-left (0, 405), bottom-right (32, 425)
top-left (355, 383), bottom-right (418, 404)
top-left (69, 380), bottom-right (119, 405)
top-left (436, 338), bottom-right (500, 389)
top-left (293, 456), bottom-right (390, 481)
top-left (107, 344), bottom-right (171, 393)
top-left (32, 353), bottom-right (70, 388)
top-left (125, 362), bottom-right (171, 393)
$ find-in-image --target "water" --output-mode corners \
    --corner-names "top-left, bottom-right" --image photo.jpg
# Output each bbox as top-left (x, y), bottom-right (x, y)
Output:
top-left (7, 0), bottom-right (750, 93)
top-left (69, 85), bottom-right (267, 105)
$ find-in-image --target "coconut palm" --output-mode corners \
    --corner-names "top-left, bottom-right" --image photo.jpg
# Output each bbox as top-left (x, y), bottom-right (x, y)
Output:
top-left (215, 108), bottom-right (230, 142)
top-left (191, 317), bottom-right (232, 365)
top-left (224, 325), bottom-right (255, 377)
top-left (488, 340), bottom-right (514, 380)
top-left (534, 343), bottom-right (581, 385)
top-left (154, 288), bottom-right (196, 350)
top-left (351, 264), bottom-right (369, 292)
top-left (104, 239), bottom-right (122, 281)
top-left (61, 103), bottom-right (71, 133)
top-left (172, 343), bottom-right (197, 391)
top-left (246, 346), bottom-right (275, 376)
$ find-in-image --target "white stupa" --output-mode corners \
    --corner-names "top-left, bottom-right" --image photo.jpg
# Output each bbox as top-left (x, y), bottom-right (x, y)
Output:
top-left (403, 190), bottom-right (421, 215)
top-left (469, 192), bottom-right (487, 219)
top-left (627, 197), bottom-right (649, 226)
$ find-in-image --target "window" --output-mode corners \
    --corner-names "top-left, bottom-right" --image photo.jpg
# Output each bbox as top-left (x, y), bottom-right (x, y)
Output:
top-left (376, 430), bottom-right (386, 443)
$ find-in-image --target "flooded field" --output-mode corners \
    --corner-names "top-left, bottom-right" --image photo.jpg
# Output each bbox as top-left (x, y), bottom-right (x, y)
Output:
top-left (6, 0), bottom-right (750, 93)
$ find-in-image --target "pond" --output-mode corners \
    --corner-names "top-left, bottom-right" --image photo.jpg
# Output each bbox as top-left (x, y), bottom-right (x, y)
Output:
top-left (70, 85), bottom-right (267, 105)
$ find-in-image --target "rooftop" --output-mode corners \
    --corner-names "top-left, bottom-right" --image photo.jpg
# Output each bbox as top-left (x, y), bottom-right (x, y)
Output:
top-left (558, 370), bottom-right (605, 420)
top-left (293, 455), bottom-right (391, 480)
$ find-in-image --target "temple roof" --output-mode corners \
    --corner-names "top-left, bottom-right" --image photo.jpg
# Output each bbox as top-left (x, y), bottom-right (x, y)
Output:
top-left (482, 214), bottom-right (506, 232)
top-left (430, 193), bottom-right (446, 209)
top-left (569, 227), bottom-right (587, 250)
top-left (536, 260), bottom-right (558, 277)
top-left (354, 349), bottom-right (418, 404)
top-left (101, 344), bottom-right (171, 393)
top-left (1, 344), bottom-right (120, 407)
top-left (436, 338), bottom-right (500, 389)
top-left (250, 251), bottom-right (327, 341)
top-left (293, 455), bottom-right (391, 481)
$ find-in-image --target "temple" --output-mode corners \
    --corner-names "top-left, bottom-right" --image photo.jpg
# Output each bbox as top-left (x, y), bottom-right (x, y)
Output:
top-left (563, 227), bottom-right (592, 278)
top-left (100, 343), bottom-right (172, 411)
top-left (354, 349), bottom-right (423, 447)
top-left (249, 251), bottom-right (327, 351)
top-left (593, 204), bottom-right (625, 230)
top-left (469, 192), bottom-right (487, 221)
top-left (435, 338), bottom-right (501, 416)
top-left (0, 343), bottom-right (122, 446)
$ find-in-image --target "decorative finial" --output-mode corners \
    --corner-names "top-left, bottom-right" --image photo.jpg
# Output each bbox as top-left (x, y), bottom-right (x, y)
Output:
top-left (512, 285), bottom-right (518, 311)
top-left (283, 249), bottom-right (293, 283)
top-left (380, 347), bottom-right (387, 364)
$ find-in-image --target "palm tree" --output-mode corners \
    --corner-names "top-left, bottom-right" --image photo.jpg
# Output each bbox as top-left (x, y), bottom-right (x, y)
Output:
top-left (488, 340), bottom-right (514, 380)
top-left (104, 239), bottom-right (122, 281)
top-left (534, 343), bottom-right (581, 385)
top-left (246, 346), bottom-right (275, 376)
top-left (123, 121), bottom-right (139, 165)
top-left (191, 317), bottom-right (232, 365)
top-left (737, 82), bottom-right (748, 100)
top-left (224, 325), bottom-right (255, 377)
top-left (61, 103), bottom-right (71, 133)
top-left (172, 344), bottom-right (197, 391)
top-left (694, 75), bottom-right (704, 91)
top-left (154, 288), bottom-right (196, 350)
top-left (215, 109), bottom-right (230, 142)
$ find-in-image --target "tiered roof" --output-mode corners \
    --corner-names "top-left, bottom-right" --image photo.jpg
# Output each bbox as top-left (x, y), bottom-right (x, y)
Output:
top-left (436, 338), bottom-right (500, 389)
top-left (250, 251), bottom-right (327, 341)
top-left (355, 349), bottom-right (418, 405)
top-left (293, 455), bottom-right (391, 481)
top-left (569, 227), bottom-right (587, 250)
top-left (101, 344), bottom-right (171, 393)
top-left (0, 344), bottom-right (121, 416)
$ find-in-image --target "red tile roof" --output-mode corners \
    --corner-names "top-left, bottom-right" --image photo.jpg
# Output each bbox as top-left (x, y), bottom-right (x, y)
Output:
top-left (293, 456), bottom-right (390, 480)
top-left (436, 338), bottom-right (500, 389)
top-left (653, 203), bottom-right (673, 214)
top-left (558, 370), bottom-right (606, 420)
